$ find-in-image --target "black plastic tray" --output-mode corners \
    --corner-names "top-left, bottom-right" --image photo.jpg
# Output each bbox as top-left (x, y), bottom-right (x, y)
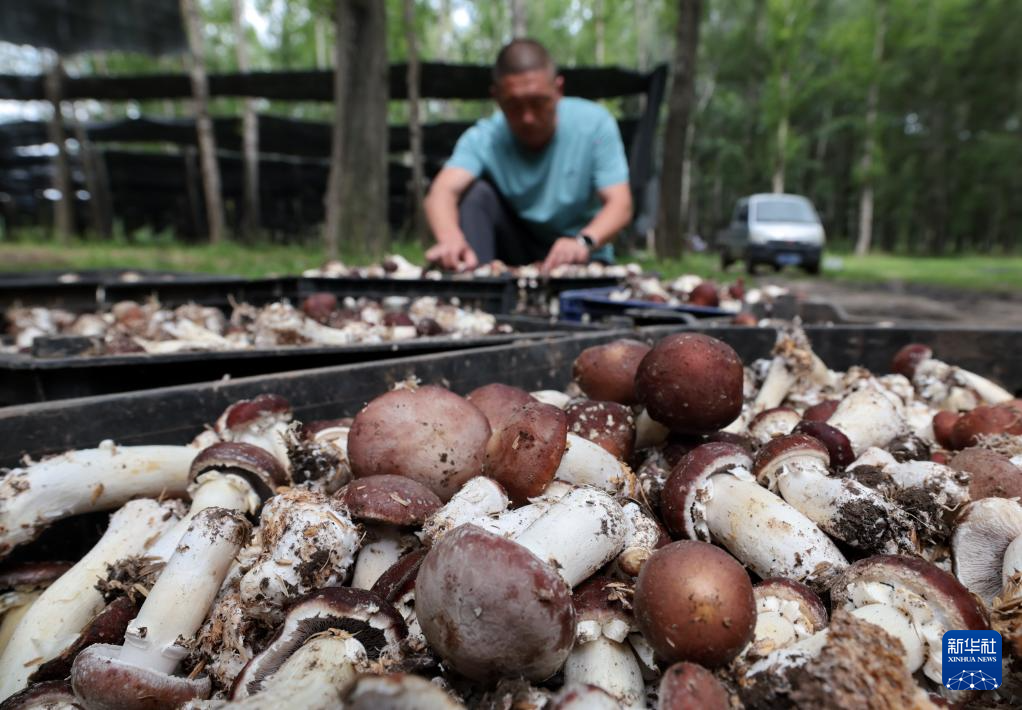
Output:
top-left (2, 324), bottom-right (1019, 467)
top-left (0, 315), bottom-right (596, 406)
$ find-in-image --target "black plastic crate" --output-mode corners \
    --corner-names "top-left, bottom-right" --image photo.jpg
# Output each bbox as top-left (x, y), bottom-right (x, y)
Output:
top-left (2, 324), bottom-right (1020, 467)
top-left (0, 314), bottom-right (598, 406)
top-left (299, 276), bottom-right (517, 315)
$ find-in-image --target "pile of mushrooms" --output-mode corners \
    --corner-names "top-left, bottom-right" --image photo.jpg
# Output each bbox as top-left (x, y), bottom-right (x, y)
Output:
top-left (2, 294), bottom-right (509, 356)
top-left (302, 254), bottom-right (644, 281)
top-left (1, 327), bottom-right (1020, 708)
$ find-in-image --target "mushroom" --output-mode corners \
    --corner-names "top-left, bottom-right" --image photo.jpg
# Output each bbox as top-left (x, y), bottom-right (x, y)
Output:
top-left (614, 500), bottom-right (669, 577)
top-left (657, 662), bottom-right (730, 710)
top-left (239, 488), bottom-right (361, 622)
top-left (791, 420), bottom-right (856, 468)
top-left (949, 447), bottom-right (1022, 500)
top-left (565, 399), bottom-right (636, 461)
top-left (949, 404), bottom-right (1022, 450)
top-left (635, 333), bottom-right (745, 434)
top-left (563, 577), bottom-right (644, 708)
top-left (750, 327), bottom-right (834, 414)
top-left (347, 385), bottom-right (491, 501)
top-left (748, 407), bottom-right (801, 445)
top-left (745, 578), bottom-right (828, 660)
top-left (0, 679), bottom-right (82, 709)
top-left (231, 587), bottom-right (406, 699)
top-left (0, 499), bottom-right (180, 699)
top-left (547, 685), bottom-right (622, 710)
top-left (71, 507), bottom-right (250, 709)
top-left (301, 292), bottom-right (338, 323)
top-left (418, 476), bottom-right (509, 544)
top-left (0, 562), bottom-right (72, 655)
top-left (0, 440), bottom-right (195, 559)
top-left (370, 549), bottom-right (429, 653)
top-left (660, 442), bottom-right (848, 589)
top-left (752, 434), bottom-right (919, 555)
top-left (634, 540), bottom-right (756, 668)
top-left (829, 554), bottom-right (989, 682)
top-left (573, 339), bottom-right (651, 405)
top-left (465, 383), bottom-right (536, 432)
top-left (825, 383), bottom-right (906, 456)
top-left (951, 497), bottom-right (1022, 605)
top-left (415, 524), bottom-right (575, 683)
top-left (892, 343), bottom-right (1014, 409)
top-left (147, 442), bottom-right (287, 561)
top-left (290, 418), bottom-right (352, 494)
top-left (215, 394), bottom-right (294, 469)
top-left (340, 475), bottom-right (440, 589)
top-left (344, 673), bottom-right (466, 709)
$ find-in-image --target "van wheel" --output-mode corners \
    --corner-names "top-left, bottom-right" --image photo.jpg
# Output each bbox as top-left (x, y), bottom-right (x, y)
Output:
top-left (804, 260), bottom-right (821, 275)
top-left (772, 263), bottom-right (783, 273)
top-left (720, 251), bottom-right (734, 270)
top-left (745, 260), bottom-right (758, 276)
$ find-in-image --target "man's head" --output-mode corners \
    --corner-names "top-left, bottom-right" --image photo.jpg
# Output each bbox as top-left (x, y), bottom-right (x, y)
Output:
top-left (492, 39), bottom-right (563, 151)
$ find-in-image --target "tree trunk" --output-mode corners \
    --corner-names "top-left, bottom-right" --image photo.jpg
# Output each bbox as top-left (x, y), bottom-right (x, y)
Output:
top-left (656, 0), bottom-right (702, 259)
top-left (233, 0), bottom-right (261, 240)
top-left (403, 0), bottom-right (428, 244)
top-left (67, 105), bottom-right (112, 238)
top-left (634, 0), bottom-right (650, 71)
top-left (44, 59), bottom-right (73, 244)
top-left (180, 0), bottom-right (226, 244)
top-left (772, 71), bottom-right (789, 194)
top-left (323, 0), bottom-right (389, 259)
top-left (315, 22), bottom-right (330, 69)
top-left (680, 75), bottom-right (715, 244)
top-left (511, 0), bottom-right (528, 38)
top-left (854, 0), bottom-right (887, 257)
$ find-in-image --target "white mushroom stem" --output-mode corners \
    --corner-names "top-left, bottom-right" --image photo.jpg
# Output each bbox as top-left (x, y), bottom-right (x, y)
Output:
top-left (120, 508), bottom-right (248, 676)
top-left (914, 357), bottom-right (1013, 408)
top-left (0, 591), bottom-right (40, 655)
top-left (513, 487), bottom-right (627, 587)
top-left (147, 472), bottom-right (262, 562)
top-left (350, 525), bottom-right (412, 590)
top-left (419, 476), bottom-right (509, 544)
top-left (827, 385), bottom-right (905, 455)
top-left (615, 502), bottom-right (662, 576)
top-left (563, 636), bottom-right (645, 709)
top-left (698, 473), bottom-right (848, 587)
top-left (0, 441), bottom-right (194, 557)
top-left (884, 460), bottom-right (970, 509)
top-left (554, 434), bottom-right (639, 497)
top-left (767, 459), bottom-right (916, 554)
top-left (0, 499), bottom-right (180, 698)
top-left (634, 409), bottom-right (669, 449)
top-left (753, 356), bottom-right (798, 414)
top-left (475, 481), bottom-right (574, 539)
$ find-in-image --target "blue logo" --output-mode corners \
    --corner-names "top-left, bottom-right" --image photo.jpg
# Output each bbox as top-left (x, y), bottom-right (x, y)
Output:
top-left (942, 630), bottom-right (1001, 691)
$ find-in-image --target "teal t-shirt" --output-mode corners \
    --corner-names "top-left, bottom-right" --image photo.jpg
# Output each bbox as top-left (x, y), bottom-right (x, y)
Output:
top-left (446, 97), bottom-right (629, 259)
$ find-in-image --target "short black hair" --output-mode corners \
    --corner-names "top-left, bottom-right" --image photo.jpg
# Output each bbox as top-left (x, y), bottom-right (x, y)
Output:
top-left (493, 39), bottom-right (557, 82)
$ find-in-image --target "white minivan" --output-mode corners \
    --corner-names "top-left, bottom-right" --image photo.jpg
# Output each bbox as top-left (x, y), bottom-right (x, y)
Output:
top-left (718, 194), bottom-right (826, 275)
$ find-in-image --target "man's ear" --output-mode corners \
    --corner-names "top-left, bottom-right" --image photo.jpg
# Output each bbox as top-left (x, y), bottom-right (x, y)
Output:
top-left (553, 74), bottom-right (565, 97)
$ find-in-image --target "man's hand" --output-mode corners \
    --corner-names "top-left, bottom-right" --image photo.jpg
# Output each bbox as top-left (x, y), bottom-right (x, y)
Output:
top-left (426, 238), bottom-right (480, 272)
top-left (542, 236), bottom-right (589, 273)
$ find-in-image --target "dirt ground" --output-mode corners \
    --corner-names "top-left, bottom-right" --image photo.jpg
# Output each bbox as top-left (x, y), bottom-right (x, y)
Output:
top-left (768, 278), bottom-right (1022, 327)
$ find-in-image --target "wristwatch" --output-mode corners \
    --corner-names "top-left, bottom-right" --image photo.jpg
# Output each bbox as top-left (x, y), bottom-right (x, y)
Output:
top-left (576, 233), bottom-right (597, 251)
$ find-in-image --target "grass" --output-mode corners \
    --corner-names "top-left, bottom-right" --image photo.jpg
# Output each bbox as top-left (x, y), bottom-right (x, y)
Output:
top-left (1, 230), bottom-right (1020, 293)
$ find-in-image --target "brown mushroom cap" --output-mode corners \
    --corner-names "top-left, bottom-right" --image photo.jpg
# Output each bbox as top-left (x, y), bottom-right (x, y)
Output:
top-left (348, 385), bottom-right (491, 501)
top-left (635, 334), bottom-right (744, 435)
top-left (830, 554), bottom-right (988, 633)
top-left (791, 421), bottom-right (854, 468)
top-left (484, 400), bottom-right (568, 505)
top-left (0, 680), bottom-right (82, 710)
top-left (301, 292), bottom-right (338, 322)
top-left (657, 662), bottom-right (730, 710)
top-left (572, 339), bottom-right (651, 405)
top-left (466, 383), bottom-right (536, 432)
top-left (748, 407), bottom-right (801, 443)
top-left (189, 441), bottom-right (290, 500)
top-left (370, 548), bottom-right (428, 603)
top-left (891, 343), bottom-right (933, 379)
top-left (753, 578), bottom-right (829, 633)
top-left (565, 400), bottom-right (636, 461)
top-left (71, 644), bottom-right (212, 709)
top-left (572, 576), bottom-right (634, 635)
top-left (688, 282), bottom-right (720, 308)
top-left (950, 404), bottom-right (1022, 450)
top-left (0, 561), bottom-right (72, 592)
top-left (219, 393), bottom-right (293, 433)
top-left (660, 442), bottom-right (754, 539)
top-left (231, 586), bottom-right (407, 698)
top-left (802, 400), bottom-right (839, 422)
top-left (949, 447), bottom-right (1022, 500)
top-left (635, 540), bottom-right (756, 668)
top-left (339, 474), bottom-right (442, 526)
top-left (931, 411), bottom-right (960, 450)
top-left (415, 524), bottom-right (575, 683)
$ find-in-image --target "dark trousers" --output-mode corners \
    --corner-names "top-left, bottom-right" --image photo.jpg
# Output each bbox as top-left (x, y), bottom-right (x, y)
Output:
top-left (458, 179), bottom-right (554, 266)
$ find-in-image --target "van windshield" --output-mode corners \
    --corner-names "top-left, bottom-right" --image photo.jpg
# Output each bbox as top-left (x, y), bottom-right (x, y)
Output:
top-left (754, 199), bottom-right (817, 223)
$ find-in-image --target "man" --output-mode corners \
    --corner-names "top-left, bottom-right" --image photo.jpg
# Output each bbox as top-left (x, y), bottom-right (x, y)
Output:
top-left (424, 39), bottom-right (633, 272)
